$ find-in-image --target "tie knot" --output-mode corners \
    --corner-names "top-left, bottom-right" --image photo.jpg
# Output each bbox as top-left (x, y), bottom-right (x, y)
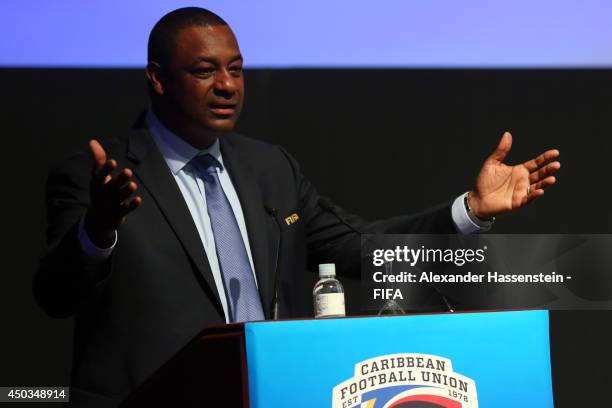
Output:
top-left (191, 153), bottom-right (222, 176)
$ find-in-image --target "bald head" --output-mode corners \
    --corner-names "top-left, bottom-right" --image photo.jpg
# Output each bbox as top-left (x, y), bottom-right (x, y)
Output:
top-left (148, 7), bottom-right (229, 66)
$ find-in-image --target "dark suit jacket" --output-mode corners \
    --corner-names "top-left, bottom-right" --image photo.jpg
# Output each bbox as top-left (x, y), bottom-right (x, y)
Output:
top-left (34, 125), bottom-right (455, 407)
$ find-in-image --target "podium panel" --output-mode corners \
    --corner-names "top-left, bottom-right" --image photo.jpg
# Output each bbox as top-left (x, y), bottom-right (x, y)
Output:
top-left (244, 310), bottom-right (552, 407)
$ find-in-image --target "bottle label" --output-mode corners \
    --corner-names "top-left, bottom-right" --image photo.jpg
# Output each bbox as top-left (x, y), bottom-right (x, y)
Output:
top-left (315, 293), bottom-right (346, 318)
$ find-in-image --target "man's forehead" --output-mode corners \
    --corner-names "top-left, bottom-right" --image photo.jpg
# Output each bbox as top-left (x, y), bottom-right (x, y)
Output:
top-left (176, 24), bottom-right (239, 49)
top-left (171, 24), bottom-right (241, 64)
top-left (192, 54), bottom-right (243, 64)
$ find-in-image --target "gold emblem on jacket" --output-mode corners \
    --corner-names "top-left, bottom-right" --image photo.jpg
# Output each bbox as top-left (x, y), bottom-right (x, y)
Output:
top-left (285, 213), bottom-right (300, 226)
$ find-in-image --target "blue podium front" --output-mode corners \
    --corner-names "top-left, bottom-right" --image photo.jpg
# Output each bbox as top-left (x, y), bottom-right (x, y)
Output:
top-left (244, 310), bottom-right (553, 408)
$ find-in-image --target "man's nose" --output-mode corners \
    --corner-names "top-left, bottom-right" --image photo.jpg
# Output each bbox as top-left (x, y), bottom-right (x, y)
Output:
top-left (214, 70), bottom-right (237, 97)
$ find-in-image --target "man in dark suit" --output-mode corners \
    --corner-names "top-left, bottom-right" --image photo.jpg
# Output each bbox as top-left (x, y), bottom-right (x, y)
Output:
top-left (33, 7), bottom-right (561, 407)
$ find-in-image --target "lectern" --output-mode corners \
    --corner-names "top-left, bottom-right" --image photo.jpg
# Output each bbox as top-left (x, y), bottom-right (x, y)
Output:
top-left (121, 310), bottom-right (553, 407)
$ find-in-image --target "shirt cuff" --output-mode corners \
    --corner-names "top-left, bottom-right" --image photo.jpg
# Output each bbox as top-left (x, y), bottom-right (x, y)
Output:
top-left (451, 192), bottom-right (492, 234)
top-left (78, 215), bottom-right (117, 262)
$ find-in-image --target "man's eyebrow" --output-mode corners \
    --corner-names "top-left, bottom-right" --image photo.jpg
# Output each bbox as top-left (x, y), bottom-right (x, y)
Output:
top-left (192, 55), bottom-right (243, 64)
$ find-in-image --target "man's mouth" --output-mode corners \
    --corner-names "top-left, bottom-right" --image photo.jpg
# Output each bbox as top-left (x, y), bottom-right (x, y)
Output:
top-left (209, 103), bottom-right (237, 116)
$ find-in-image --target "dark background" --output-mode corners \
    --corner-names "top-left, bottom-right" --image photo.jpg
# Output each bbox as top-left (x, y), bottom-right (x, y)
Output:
top-left (1, 68), bottom-right (611, 406)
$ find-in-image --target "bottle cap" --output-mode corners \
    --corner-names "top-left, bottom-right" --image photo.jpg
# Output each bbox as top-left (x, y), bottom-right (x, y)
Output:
top-left (319, 263), bottom-right (336, 277)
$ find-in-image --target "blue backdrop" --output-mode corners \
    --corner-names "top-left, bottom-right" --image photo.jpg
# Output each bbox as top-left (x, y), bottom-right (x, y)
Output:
top-left (1, 1), bottom-right (611, 67)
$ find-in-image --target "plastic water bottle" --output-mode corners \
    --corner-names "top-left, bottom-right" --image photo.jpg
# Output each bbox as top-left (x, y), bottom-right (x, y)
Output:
top-left (313, 263), bottom-right (346, 318)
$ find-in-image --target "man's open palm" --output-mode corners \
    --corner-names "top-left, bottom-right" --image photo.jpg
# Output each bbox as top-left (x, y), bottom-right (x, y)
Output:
top-left (469, 132), bottom-right (560, 219)
top-left (84, 139), bottom-right (142, 247)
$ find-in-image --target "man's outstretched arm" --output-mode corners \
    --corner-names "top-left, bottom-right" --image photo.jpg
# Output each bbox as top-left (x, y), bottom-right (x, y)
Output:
top-left (299, 132), bottom-right (560, 274)
top-left (33, 140), bottom-right (142, 318)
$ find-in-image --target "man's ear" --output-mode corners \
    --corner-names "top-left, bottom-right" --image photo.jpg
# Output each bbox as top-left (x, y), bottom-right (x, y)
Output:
top-left (146, 61), bottom-right (165, 96)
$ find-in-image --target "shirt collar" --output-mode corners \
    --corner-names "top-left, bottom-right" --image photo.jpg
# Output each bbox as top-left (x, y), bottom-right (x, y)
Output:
top-left (145, 109), bottom-right (224, 175)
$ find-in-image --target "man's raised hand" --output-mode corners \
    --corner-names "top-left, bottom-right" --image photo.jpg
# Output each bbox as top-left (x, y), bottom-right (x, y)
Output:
top-left (468, 132), bottom-right (560, 219)
top-left (84, 139), bottom-right (142, 247)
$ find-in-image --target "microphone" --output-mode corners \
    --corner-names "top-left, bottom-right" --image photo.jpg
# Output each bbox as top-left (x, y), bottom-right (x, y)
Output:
top-left (319, 197), bottom-right (455, 313)
top-left (318, 196), bottom-right (378, 258)
top-left (432, 284), bottom-right (455, 313)
top-left (264, 205), bottom-right (282, 320)
top-left (317, 197), bottom-right (364, 235)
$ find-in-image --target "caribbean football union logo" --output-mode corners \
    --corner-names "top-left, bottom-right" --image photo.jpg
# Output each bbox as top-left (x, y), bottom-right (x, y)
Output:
top-left (333, 353), bottom-right (478, 408)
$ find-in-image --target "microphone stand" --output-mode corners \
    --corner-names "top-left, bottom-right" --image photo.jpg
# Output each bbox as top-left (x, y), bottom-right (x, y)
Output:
top-left (265, 205), bottom-right (282, 320)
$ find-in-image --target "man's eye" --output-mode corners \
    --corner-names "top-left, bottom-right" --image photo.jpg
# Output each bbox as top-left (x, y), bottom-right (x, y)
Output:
top-left (192, 68), bottom-right (214, 77)
top-left (229, 66), bottom-right (243, 76)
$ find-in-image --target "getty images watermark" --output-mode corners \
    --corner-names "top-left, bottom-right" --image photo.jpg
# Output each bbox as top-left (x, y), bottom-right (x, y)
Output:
top-left (360, 234), bottom-right (612, 312)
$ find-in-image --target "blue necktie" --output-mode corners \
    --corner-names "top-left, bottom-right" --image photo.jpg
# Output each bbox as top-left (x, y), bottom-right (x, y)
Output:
top-left (191, 153), bottom-right (264, 322)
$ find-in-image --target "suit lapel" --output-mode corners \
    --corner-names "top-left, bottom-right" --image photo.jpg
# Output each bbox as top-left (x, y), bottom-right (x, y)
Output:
top-left (125, 128), bottom-right (224, 315)
top-left (220, 135), bottom-right (277, 319)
